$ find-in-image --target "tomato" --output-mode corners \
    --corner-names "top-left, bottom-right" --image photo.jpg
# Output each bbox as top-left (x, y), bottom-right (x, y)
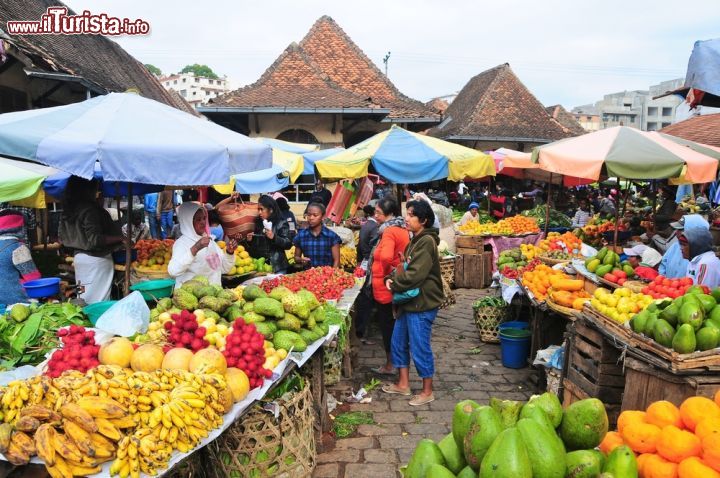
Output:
top-left (662, 279), bottom-right (671, 287)
top-left (654, 275), bottom-right (665, 284)
top-left (680, 277), bottom-right (693, 286)
top-left (670, 280), bottom-right (679, 289)
top-left (615, 271), bottom-right (627, 279)
top-left (617, 278), bottom-right (626, 286)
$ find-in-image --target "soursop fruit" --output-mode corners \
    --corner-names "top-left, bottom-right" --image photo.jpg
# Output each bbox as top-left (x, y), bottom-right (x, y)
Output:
top-left (269, 286), bottom-right (293, 301)
top-left (277, 314), bottom-right (302, 332)
top-left (298, 328), bottom-right (319, 344)
top-left (217, 289), bottom-right (239, 302)
top-left (195, 285), bottom-right (217, 299)
top-left (296, 290), bottom-right (320, 311)
top-left (156, 297), bottom-right (173, 312)
top-left (198, 296), bottom-right (231, 314)
top-left (273, 330), bottom-right (307, 353)
top-left (255, 322), bottom-right (276, 339)
top-left (193, 275), bottom-right (210, 285)
top-left (172, 289), bottom-right (198, 311)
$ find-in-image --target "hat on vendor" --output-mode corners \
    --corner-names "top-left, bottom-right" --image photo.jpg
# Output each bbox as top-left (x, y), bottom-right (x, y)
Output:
top-left (622, 244), bottom-right (662, 268)
top-left (670, 214), bottom-right (710, 230)
top-left (468, 202), bottom-right (479, 211)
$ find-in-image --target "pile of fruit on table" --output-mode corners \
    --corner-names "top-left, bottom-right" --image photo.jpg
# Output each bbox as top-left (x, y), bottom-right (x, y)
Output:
top-left (260, 266), bottom-right (356, 301)
top-left (402, 392), bottom-right (636, 478)
top-left (628, 285), bottom-right (720, 354)
top-left (589, 287), bottom-right (654, 324)
top-left (641, 275), bottom-right (697, 300)
top-left (218, 243), bottom-right (273, 275)
top-left (458, 216), bottom-right (540, 236)
top-left (537, 231), bottom-right (583, 257)
top-left (575, 220), bottom-right (628, 247)
top-left (600, 394), bottom-right (720, 478)
top-left (585, 247), bottom-right (636, 286)
top-left (497, 247), bottom-right (541, 280)
top-left (340, 245), bottom-right (357, 269)
top-left (521, 265), bottom-right (575, 302)
top-left (547, 277), bottom-right (592, 311)
top-left (131, 239), bottom-right (174, 272)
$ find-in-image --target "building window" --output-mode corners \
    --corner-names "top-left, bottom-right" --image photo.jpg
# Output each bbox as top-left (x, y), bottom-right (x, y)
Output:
top-left (180, 90), bottom-right (186, 97)
top-left (173, 80), bottom-right (177, 85)
top-left (647, 122), bottom-right (657, 131)
top-left (208, 80), bottom-right (213, 85)
top-left (662, 122), bottom-right (671, 128)
top-left (182, 78), bottom-right (186, 83)
top-left (277, 129), bottom-right (319, 145)
top-left (647, 107), bottom-right (657, 116)
top-left (623, 103), bottom-right (632, 108)
top-left (195, 78), bottom-right (199, 83)
top-left (193, 92), bottom-right (197, 95)
top-left (662, 107), bottom-right (672, 117)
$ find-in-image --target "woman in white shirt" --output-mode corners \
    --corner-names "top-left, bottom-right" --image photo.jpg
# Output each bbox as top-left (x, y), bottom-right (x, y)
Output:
top-left (458, 202), bottom-right (480, 226)
top-left (168, 202), bottom-right (236, 287)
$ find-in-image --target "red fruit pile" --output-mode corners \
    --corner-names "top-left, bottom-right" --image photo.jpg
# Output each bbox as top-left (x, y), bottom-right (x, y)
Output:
top-left (45, 325), bottom-right (100, 377)
top-left (261, 266), bottom-right (355, 300)
top-left (222, 320), bottom-right (272, 389)
top-left (164, 310), bottom-right (208, 352)
top-left (353, 265), bottom-right (365, 278)
top-left (603, 269), bottom-right (629, 286)
top-left (642, 275), bottom-right (698, 299)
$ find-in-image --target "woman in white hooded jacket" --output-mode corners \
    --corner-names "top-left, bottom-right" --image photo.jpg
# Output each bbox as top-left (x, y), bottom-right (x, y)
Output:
top-left (168, 202), bottom-right (236, 287)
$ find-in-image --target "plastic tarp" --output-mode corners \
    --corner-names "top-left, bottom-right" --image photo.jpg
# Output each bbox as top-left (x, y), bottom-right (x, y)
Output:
top-left (684, 38), bottom-right (720, 98)
top-left (0, 157), bottom-right (57, 207)
top-left (302, 147), bottom-right (345, 175)
top-left (0, 92), bottom-right (272, 186)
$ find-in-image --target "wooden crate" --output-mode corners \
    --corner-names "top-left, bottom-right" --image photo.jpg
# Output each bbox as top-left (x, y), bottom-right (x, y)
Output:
top-left (621, 356), bottom-right (720, 411)
top-left (563, 378), bottom-right (621, 427)
top-left (455, 235), bottom-right (484, 249)
top-left (455, 251), bottom-right (493, 289)
top-left (566, 319), bottom-right (625, 404)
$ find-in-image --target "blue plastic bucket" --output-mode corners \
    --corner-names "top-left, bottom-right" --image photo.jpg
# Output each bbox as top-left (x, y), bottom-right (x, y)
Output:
top-left (498, 321), bottom-right (529, 332)
top-left (499, 327), bottom-right (531, 369)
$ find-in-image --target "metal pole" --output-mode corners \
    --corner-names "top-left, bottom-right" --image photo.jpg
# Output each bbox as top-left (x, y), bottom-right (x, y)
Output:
top-left (613, 180), bottom-right (631, 249)
top-left (124, 184), bottom-right (133, 296)
top-left (544, 174), bottom-right (552, 235)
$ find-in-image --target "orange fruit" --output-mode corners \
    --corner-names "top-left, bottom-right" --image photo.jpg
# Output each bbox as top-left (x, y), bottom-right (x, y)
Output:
top-left (696, 416), bottom-right (720, 441)
top-left (678, 457), bottom-right (720, 478)
top-left (647, 401), bottom-right (683, 429)
top-left (637, 453), bottom-right (652, 476)
top-left (643, 454), bottom-right (679, 478)
top-left (657, 425), bottom-right (702, 463)
top-left (600, 430), bottom-right (625, 455)
top-left (618, 410), bottom-right (648, 434)
top-left (623, 422), bottom-right (662, 454)
top-left (680, 397), bottom-right (720, 432)
top-left (715, 390), bottom-right (720, 409)
top-left (704, 433), bottom-right (720, 472)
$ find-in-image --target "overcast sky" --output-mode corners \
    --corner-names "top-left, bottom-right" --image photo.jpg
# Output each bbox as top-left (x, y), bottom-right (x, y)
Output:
top-left (63, 0), bottom-right (719, 109)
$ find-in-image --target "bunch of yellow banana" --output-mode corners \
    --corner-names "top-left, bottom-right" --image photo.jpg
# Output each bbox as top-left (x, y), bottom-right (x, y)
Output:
top-left (340, 245), bottom-right (357, 268)
top-left (0, 376), bottom-right (54, 423)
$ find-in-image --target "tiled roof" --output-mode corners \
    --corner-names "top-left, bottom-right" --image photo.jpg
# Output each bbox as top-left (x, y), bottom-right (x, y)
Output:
top-left (212, 16), bottom-right (439, 121)
top-left (0, 0), bottom-right (196, 114)
top-left (426, 98), bottom-right (450, 115)
top-left (430, 64), bottom-right (573, 142)
top-left (546, 105), bottom-right (587, 136)
top-left (660, 113), bottom-right (720, 147)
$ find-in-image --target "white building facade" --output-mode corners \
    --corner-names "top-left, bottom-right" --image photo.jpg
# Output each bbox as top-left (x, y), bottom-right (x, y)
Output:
top-left (160, 72), bottom-right (230, 109)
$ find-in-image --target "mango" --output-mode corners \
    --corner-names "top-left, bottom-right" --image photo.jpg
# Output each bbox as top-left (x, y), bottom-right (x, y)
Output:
top-left (587, 259), bottom-right (601, 273)
top-left (672, 324), bottom-right (697, 354)
top-left (678, 302), bottom-right (704, 331)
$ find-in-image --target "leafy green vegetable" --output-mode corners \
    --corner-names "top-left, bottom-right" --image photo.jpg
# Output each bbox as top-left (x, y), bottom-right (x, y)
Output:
top-left (521, 205), bottom-right (572, 227)
top-left (473, 296), bottom-right (506, 308)
top-left (333, 412), bottom-right (375, 438)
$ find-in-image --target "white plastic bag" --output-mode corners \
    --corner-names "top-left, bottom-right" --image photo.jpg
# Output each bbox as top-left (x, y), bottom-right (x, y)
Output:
top-left (95, 291), bottom-right (150, 337)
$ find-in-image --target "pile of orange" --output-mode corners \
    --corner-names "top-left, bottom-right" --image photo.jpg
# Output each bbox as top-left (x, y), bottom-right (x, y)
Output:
top-left (538, 231), bottom-right (583, 254)
top-left (498, 215), bottom-right (540, 235)
top-left (521, 264), bottom-right (569, 301)
top-left (133, 239), bottom-right (174, 271)
top-left (599, 392), bottom-right (720, 477)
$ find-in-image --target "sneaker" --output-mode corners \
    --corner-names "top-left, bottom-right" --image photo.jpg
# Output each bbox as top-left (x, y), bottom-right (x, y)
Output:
top-left (381, 384), bottom-right (411, 396)
top-left (408, 394), bottom-right (435, 406)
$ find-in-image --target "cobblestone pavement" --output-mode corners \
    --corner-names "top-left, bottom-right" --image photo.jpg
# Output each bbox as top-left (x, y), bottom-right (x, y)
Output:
top-left (313, 288), bottom-right (536, 478)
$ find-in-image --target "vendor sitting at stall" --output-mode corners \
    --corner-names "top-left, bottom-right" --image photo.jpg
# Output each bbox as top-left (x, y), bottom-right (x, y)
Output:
top-left (458, 202), bottom-right (481, 226)
top-left (680, 228), bottom-right (720, 288)
top-left (571, 199), bottom-right (593, 228)
top-left (293, 202), bottom-right (341, 268)
top-left (121, 209), bottom-right (150, 245)
top-left (641, 214), bottom-right (677, 254)
top-left (0, 210), bottom-right (41, 306)
top-left (168, 202), bottom-right (236, 287)
top-left (658, 214), bottom-right (709, 279)
top-left (622, 244), bottom-right (662, 280)
top-left (244, 195), bottom-right (292, 274)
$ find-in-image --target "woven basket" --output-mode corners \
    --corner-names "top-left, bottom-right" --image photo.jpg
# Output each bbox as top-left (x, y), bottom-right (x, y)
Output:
top-left (539, 254), bottom-right (572, 266)
top-left (164, 453), bottom-right (206, 478)
top-left (130, 267), bottom-right (171, 284)
top-left (217, 200), bottom-right (259, 238)
top-left (323, 347), bottom-right (343, 386)
top-left (205, 381), bottom-right (316, 478)
top-left (439, 277), bottom-right (455, 310)
top-left (473, 305), bottom-right (506, 343)
top-left (440, 257), bottom-right (456, 288)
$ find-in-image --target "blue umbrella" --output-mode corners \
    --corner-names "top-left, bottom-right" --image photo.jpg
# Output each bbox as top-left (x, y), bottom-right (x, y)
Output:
top-left (0, 92), bottom-right (272, 186)
top-left (302, 148), bottom-right (345, 175)
top-left (43, 163), bottom-right (165, 198)
top-left (256, 137), bottom-right (318, 154)
top-left (233, 164), bottom-right (289, 194)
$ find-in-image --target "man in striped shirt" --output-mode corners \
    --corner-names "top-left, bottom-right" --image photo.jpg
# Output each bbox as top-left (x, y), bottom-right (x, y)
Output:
top-left (571, 199), bottom-right (593, 228)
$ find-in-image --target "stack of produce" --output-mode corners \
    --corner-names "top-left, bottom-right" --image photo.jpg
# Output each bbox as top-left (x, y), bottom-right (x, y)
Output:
top-left (520, 243), bottom-right (541, 261)
top-left (628, 286), bottom-right (720, 353)
top-left (132, 239), bottom-right (174, 272)
top-left (452, 209), bottom-right (494, 224)
top-left (538, 232), bottom-right (583, 256)
top-left (401, 393), bottom-right (636, 478)
top-left (585, 247), bottom-right (635, 285)
top-left (340, 245), bottom-right (357, 269)
top-left (600, 394), bottom-right (720, 477)
top-left (547, 277), bottom-right (592, 311)
top-left (521, 204), bottom-right (572, 228)
top-left (458, 216), bottom-right (540, 236)
top-left (589, 287), bottom-right (654, 324)
top-left (575, 220), bottom-right (627, 247)
top-left (260, 266), bottom-right (356, 301)
top-left (0, 303), bottom-right (90, 371)
top-left (521, 265), bottom-right (572, 302)
top-left (496, 248), bottom-right (528, 271)
top-left (218, 243), bottom-right (273, 276)
top-left (641, 275), bottom-right (696, 300)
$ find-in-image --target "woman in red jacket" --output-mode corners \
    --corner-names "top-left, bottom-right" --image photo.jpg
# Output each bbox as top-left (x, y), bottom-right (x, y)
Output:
top-left (368, 197), bottom-right (410, 374)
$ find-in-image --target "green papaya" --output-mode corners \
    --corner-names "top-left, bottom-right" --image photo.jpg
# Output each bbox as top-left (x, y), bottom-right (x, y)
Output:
top-left (704, 318), bottom-right (720, 331)
top-left (516, 418), bottom-right (566, 478)
top-left (526, 392), bottom-right (563, 428)
top-left (659, 303), bottom-right (679, 327)
top-left (622, 265), bottom-right (635, 277)
top-left (630, 309), bottom-right (650, 335)
top-left (596, 247), bottom-right (608, 262)
top-left (456, 466), bottom-right (476, 478)
top-left (687, 285), bottom-right (705, 295)
top-left (655, 298), bottom-right (673, 310)
top-left (489, 398), bottom-right (523, 429)
top-left (452, 400), bottom-right (480, 451)
top-left (710, 305), bottom-right (720, 323)
top-left (603, 251), bottom-right (616, 266)
top-left (602, 445), bottom-right (638, 478)
top-left (654, 319), bottom-right (676, 348)
top-left (437, 433), bottom-right (466, 474)
top-left (405, 439), bottom-right (446, 478)
top-left (424, 464), bottom-right (456, 478)
top-left (644, 314), bottom-right (659, 338)
top-left (464, 406), bottom-right (503, 471)
top-left (672, 324), bottom-right (697, 354)
top-left (679, 302), bottom-right (705, 331)
top-left (696, 326), bottom-right (720, 351)
top-left (595, 264), bottom-right (612, 278)
top-left (587, 259), bottom-right (601, 273)
top-left (479, 428), bottom-right (532, 478)
top-left (646, 302), bottom-right (658, 313)
top-left (519, 403), bottom-right (555, 431)
top-left (559, 398), bottom-right (609, 451)
top-left (585, 256), bottom-right (596, 267)
top-left (565, 450), bottom-right (604, 478)
top-left (698, 294), bottom-right (717, 314)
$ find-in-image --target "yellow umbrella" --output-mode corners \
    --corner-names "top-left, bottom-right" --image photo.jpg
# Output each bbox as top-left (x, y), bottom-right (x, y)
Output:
top-left (213, 149), bottom-right (304, 194)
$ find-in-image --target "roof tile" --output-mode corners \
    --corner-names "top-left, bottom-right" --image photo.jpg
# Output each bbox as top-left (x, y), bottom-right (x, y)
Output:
top-left (660, 113), bottom-right (720, 147)
top-left (546, 105), bottom-right (586, 136)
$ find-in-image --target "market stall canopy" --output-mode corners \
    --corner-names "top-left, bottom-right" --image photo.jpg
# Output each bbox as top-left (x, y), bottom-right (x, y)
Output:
top-left (43, 163), bottom-right (166, 199)
top-left (256, 137), bottom-right (319, 154)
top-left (0, 92), bottom-right (272, 186)
top-left (499, 148), bottom-right (593, 186)
top-left (302, 147), bottom-right (345, 175)
top-left (315, 125), bottom-right (495, 183)
top-left (655, 38), bottom-right (720, 108)
top-left (214, 148), bottom-right (305, 195)
top-left (531, 126), bottom-right (719, 183)
top-left (0, 157), bottom-right (58, 208)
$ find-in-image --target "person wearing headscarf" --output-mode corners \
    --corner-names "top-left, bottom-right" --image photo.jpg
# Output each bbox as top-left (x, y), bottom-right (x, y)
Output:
top-left (658, 214), bottom-right (709, 279)
top-left (0, 211), bottom-right (41, 305)
top-left (681, 228), bottom-right (720, 288)
top-left (458, 202), bottom-right (481, 226)
top-left (59, 177), bottom-right (123, 304)
top-left (167, 202), bottom-right (236, 287)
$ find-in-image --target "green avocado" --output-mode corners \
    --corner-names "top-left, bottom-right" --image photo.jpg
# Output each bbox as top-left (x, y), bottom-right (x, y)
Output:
top-left (672, 324), bottom-right (697, 354)
top-left (654, 319), bottom-right (676, 348)
top-left (696, 326), bottom-right (720, 351)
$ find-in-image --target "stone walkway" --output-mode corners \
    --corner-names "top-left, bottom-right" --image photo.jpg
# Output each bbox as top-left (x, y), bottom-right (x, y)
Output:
top-left (313, 288), bottom-right (536, 478)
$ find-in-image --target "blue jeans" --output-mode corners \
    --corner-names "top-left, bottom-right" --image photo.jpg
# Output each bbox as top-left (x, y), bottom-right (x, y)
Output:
top-left (391, 308), bottom-right (438, 379)
top-left (160, 211), bottom-right (174, 239)
top-left (147, 213), bottom-right (160, 239)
